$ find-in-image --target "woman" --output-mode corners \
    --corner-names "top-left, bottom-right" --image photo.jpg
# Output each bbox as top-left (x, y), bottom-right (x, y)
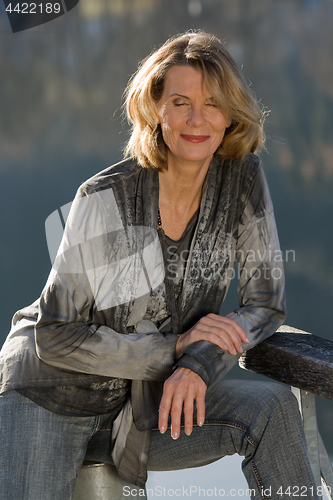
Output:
top-left (0, 31), bottom-right (318, 499)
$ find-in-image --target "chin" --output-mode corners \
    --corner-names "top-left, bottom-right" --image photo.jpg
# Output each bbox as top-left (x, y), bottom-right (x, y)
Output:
top-left (182, 153), bottom-right (212, 163)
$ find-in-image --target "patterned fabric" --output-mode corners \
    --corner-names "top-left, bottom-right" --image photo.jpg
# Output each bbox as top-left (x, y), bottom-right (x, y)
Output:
top-left (0, 153), bottom-right (286, 487)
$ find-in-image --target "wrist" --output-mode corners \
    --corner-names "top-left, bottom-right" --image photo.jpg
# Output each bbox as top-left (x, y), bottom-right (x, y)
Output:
top-left (175, 334), bottom-right (182, 359)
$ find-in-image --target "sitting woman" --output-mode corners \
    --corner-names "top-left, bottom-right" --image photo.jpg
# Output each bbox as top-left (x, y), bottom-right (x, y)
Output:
top-left (0, 31), bottom-right (318, 499)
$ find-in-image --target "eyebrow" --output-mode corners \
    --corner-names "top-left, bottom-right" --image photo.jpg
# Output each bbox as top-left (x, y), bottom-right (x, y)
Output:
top-left (168, 94), bottom-right (215, 101)
top-left (169, 93), bottom-right (189, 99)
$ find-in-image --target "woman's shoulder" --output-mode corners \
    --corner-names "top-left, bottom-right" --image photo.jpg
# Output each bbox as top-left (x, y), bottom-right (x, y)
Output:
top-left (229, 152), bottom-right (263, 189)
top-left (214, 153), bottom-right (262, 192)
top-left (227, 152), bottom-right (261, 175)
top-left (214, 153), bottom-right (264, 208)
top-left (78, 157), bottom-right (142, 195)
top-left (243, 152), bottom-right (261, 170)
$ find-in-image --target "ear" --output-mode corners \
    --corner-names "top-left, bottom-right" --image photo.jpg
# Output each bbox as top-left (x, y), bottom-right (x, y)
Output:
top-left (153, 102), bottom-right (162, 125)
top-left (156, 106), bottom-right (163, 123)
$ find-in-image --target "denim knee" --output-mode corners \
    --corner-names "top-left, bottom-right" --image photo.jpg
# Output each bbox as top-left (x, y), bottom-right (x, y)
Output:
top-left (257, 382), bottom-right (300, 418)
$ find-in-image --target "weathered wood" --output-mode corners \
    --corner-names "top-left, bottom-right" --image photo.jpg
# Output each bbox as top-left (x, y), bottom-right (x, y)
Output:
top-left (319, 433), bottom-right (333, 496)
top-left (291, 389), bottom-right (322, 488)
top-left (239, 325), bottom-right (333, 400)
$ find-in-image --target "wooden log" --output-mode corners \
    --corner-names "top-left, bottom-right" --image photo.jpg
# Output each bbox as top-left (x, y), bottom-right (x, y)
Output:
top-left (239, 325), bottom-right (333, 400)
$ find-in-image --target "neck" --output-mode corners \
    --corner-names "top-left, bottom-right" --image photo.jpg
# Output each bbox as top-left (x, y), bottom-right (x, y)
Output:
top-left (159, 155), bottom-right (212, 209)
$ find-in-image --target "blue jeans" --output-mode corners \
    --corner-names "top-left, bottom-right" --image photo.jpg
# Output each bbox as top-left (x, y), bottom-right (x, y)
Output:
top-left (0, 380), bottom-right (318, 500)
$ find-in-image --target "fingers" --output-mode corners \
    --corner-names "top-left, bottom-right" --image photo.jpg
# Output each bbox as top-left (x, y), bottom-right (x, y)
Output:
top-left (195, 385), bottom-right (205, 429)
top-left (158, 368), bottom-right (207, 439)
top-left (208, 313), bottom-right (249, 344)
top-left (170, 390), bottom-right (184, 439)
top-left (158, 382), bottom-right (172, 435)
top-left (183, 393), bottom-right (194, 436)
top-left (196, 314), bottom-right (249, 355)
top-left (158, 371), bottom-right (185, 439)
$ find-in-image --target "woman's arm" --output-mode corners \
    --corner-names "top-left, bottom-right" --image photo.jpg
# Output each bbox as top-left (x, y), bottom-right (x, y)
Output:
top-left (158, 162), bottom-right (286, 437)
top-left (35, 184), bottom-right (178, 382)
top-left (174, 162), bottom-right (286, 384)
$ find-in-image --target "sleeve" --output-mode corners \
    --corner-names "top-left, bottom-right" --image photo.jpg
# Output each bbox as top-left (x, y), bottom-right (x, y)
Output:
top-left (35, 184), bottom-right (177, 382)
top-left (175, 162), bottom-right (287, 386)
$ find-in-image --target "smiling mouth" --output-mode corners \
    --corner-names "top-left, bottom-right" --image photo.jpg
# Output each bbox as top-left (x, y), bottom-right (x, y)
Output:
top-left (181, 134), bottom-right (210, 143)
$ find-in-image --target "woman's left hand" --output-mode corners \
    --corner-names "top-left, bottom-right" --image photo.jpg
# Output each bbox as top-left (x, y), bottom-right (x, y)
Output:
top-left (158, 367), bottom-right (207, 439)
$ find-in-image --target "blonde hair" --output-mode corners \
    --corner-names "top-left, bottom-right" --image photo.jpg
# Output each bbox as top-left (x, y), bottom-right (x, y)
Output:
top-left (124, 31), bottom-right (265, 170)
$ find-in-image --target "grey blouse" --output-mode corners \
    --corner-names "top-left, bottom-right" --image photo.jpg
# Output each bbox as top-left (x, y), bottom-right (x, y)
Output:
top-left (0, 153), bottom-right (286, 487)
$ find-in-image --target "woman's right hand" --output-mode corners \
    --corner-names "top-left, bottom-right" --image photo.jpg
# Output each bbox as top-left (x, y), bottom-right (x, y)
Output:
top-left (175, 313), bottom-right (249, 359)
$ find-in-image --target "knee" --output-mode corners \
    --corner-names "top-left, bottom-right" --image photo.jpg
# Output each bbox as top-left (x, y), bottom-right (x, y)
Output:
top-left (266, 383), bottom-right (299, 410)
top-left (256, 382), bottom-right (302, 425)
top-left (242, 383), bottom-right (303, 447)
top-left (238, 380), bottom-right (299, 415)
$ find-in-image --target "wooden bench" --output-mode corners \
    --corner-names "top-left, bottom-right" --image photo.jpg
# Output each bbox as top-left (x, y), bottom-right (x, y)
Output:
top-left (240, 325), bottom-right (333, 499)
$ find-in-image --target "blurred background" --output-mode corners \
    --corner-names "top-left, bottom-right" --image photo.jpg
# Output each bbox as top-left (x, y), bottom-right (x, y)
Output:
top-left (1, 0), bottom-right (333, 478)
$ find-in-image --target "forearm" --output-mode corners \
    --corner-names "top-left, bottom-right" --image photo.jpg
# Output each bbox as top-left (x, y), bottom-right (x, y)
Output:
top-left (175, 344), bottom-right (239, 386)
top-left (36, 320), bottom-right (178, 381)
top-left (35, 180), bottom-right (177, 380)
top-left (175, 304), bottom-right (285, 386)
top-left (176, 164), bottom-right (286, 386)
top-left (35, 271), bottom-right (177, 381)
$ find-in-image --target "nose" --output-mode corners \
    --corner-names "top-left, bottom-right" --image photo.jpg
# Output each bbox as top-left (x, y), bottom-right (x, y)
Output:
top-left (187, 105), bottom-right (205, 127)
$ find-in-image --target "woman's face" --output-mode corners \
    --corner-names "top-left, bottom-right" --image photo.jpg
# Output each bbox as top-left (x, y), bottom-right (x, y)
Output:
top-left (157, 65), bottom-right (231, 168)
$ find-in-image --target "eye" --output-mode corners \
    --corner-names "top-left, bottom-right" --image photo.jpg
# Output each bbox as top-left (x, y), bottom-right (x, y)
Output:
top-left (173, 98), bottom-right (189, 107)
top-left (205, 101), bottom-right (218, 108)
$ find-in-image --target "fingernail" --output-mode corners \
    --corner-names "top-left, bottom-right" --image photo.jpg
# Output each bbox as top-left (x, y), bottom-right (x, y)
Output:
top-left (198, 420), bottom-right (203, 427)
top-left (172, 431), bottom-right (179, 440)
top-left (232, 348), bottom-right (237, 355)
top-left (185, 428), bottom-right (191, 436)
top-left (245, 337), bottom-right (250, 343)
top-left (160, 426), bottom-right (166, 434)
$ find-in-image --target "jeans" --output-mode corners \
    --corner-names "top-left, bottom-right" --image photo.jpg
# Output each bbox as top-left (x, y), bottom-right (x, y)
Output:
top-left (0, 380), bottom-right (318, 500)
